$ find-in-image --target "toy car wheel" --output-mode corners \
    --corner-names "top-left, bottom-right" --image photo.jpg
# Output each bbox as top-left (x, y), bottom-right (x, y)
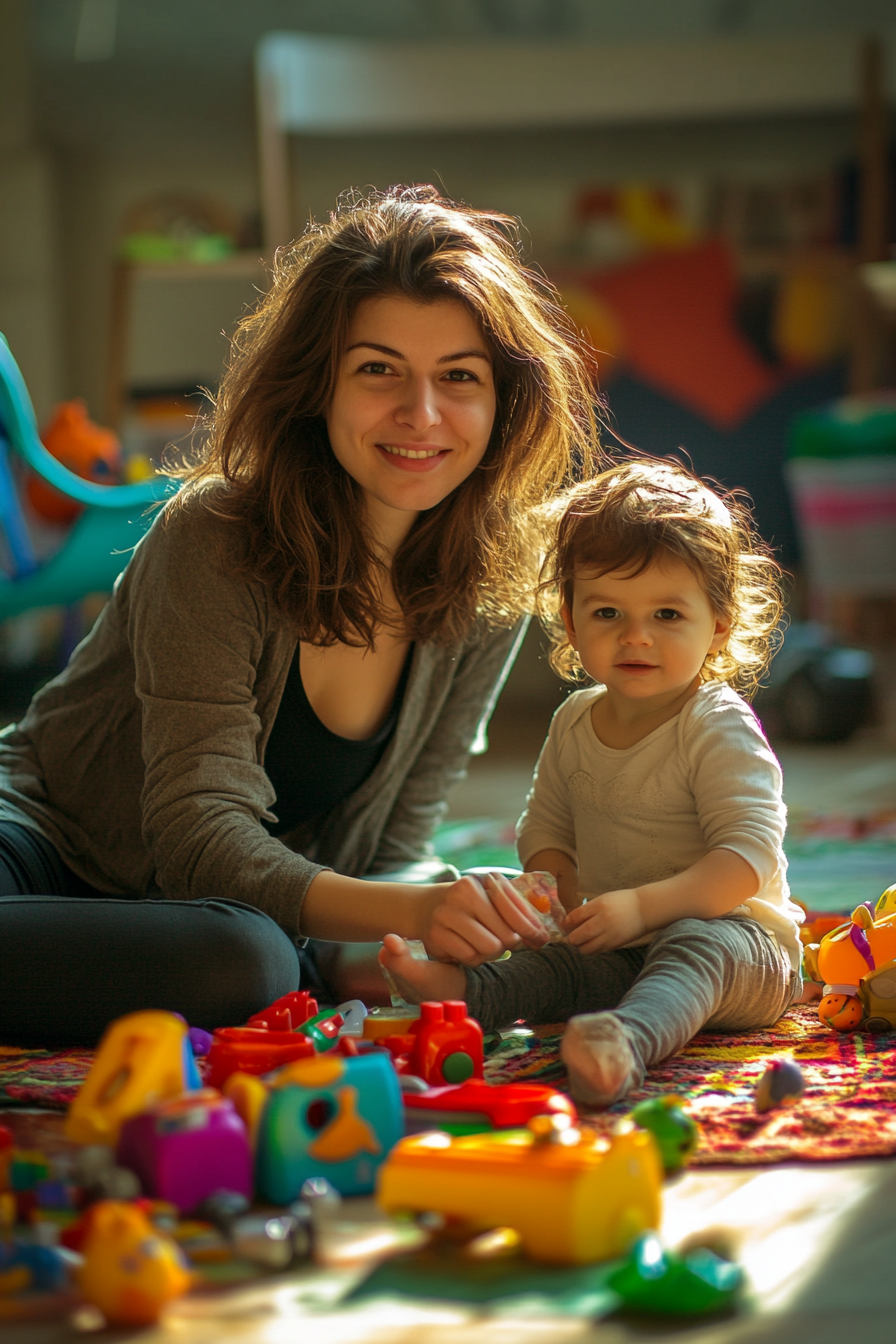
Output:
top-left (441, 1052), bottom-right (475, 1084)
top-left (863, 1016), bottom-right (891, 1033)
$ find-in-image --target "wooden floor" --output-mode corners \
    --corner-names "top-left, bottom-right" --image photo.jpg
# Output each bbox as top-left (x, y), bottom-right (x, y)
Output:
top-left (7, 1152), bottom-right (896, 1342)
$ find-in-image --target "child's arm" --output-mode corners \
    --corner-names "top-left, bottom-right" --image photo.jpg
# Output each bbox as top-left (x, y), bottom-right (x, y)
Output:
top-left (525, 848), bottom-right (580, 913)
top-left (563, 848), bottom-right (759, 954)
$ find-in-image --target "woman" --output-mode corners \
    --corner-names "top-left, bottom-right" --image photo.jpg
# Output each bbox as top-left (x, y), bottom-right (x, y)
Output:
top-left (0, 186), bottom-right (599, 1045)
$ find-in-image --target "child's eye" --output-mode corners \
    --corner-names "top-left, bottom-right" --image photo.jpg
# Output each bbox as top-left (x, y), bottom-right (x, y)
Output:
top-left (656, 608), bottom-right (682, 621)
top-left (594, 607), bottom-right (619, 620)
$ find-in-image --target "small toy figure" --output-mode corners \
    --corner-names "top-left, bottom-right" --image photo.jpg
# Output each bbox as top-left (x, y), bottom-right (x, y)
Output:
top-left (630, 1096), bottom-right (698, 1172)
top-left (66, 1011), bottom-right (195, 1145)
top-left (814, 894), bottom-right (896, 1032)
top-left (384, 1001), bottom-right (484, 1086)
top-left (754, 1057), bottom-right (805, 1113)
top-left (255, 1052), bottom-right (403, 1203)
top-left (378, 1114), bottom-right (663, 1265)
top-left (27, 400), bottom-right (121, 525)
top-left (116, 1089), bottom-right (252, 1213)
top-left (77, 1200), bottom-right (192, 1326)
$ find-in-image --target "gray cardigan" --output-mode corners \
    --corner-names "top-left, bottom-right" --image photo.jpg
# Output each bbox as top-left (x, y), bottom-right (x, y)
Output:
top-left (0, 492), bottom-right (525, 935)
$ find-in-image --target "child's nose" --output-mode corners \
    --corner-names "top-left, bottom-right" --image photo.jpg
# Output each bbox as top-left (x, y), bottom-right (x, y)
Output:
top-left (620, 619), bottom-right (652, 645)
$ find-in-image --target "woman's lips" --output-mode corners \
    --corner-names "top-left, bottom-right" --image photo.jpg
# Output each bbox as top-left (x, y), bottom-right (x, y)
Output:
top-left (376, 443), bottom-right (451, 473)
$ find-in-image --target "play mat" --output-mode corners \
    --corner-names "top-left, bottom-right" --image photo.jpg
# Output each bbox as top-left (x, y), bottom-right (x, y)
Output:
top-left (3, 1003), bottom-right (896, 1167)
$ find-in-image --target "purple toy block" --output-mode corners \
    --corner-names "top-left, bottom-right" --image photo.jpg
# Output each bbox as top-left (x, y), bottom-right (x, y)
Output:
top-left (116, 1088), bottom-right (252, 1214)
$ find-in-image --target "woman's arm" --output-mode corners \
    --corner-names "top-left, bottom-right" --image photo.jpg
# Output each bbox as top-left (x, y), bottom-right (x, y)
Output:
top-left (563, 848), bottom-right (759, 954)
top-left (301, 867), bottom-right (548, 963)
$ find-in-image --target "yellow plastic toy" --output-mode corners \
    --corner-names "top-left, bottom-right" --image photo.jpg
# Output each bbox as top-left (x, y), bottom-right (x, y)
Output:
top-left (65, 1011), bottom-right (190, 1145)
top-left (377, 1114), bottom-right (663, 1265)
top-left (78, 1200), bottom-right (192, 1326)
top-left (815, 892), bottom-right (896, 1033)
top-left (222, 1071), bottom-right (269, 1149)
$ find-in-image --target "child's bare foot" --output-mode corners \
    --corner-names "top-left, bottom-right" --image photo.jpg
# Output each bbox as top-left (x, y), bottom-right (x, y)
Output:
top-left (561, 1012), bottom-right (639, 1107)
top-left (379, 934), bottom-right (466, 1004)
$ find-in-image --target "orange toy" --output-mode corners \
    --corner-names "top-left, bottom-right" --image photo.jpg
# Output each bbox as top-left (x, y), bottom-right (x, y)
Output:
top-left (814, 896), bottom-right (896, 1032)
top-left (27, 400), bottom-right (121, 524)
top-left (383, 1000), bottom-right (484, 1086)
top-left (78, 1200), bottom-right (192, 1326)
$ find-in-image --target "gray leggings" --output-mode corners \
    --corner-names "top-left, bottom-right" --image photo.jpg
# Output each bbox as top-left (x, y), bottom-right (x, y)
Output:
top-left (464, 916), bottom-right (796, 1081)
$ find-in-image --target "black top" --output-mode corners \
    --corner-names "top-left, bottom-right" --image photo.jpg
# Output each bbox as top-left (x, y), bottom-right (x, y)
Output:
top-left (262, 645), bottom-right (414, 837)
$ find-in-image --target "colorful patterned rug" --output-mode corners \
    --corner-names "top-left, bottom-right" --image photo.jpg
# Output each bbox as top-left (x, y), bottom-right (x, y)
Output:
top-left (3, 1006), bottom-right (896, 1166)
top-left (483, 1005), bottom-right (896, 1165)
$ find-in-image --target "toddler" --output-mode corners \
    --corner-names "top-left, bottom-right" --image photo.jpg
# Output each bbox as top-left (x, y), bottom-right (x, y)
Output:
top-left (381, 461), bottom-right (803, 1105)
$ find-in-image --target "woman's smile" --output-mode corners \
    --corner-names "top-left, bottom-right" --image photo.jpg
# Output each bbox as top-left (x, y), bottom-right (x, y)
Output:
top-left (326, 294), bottom-right (496, 546)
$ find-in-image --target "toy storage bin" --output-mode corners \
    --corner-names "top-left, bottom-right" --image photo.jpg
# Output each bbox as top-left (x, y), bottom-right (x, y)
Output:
top-left (785, 394), bottom-right (896, 596)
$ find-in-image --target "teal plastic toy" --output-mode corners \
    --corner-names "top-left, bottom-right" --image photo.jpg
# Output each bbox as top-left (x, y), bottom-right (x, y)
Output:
top-left (0, 333), bottom-right (173, 619)
top-left (255, 1051), bottom-right (403, 1202)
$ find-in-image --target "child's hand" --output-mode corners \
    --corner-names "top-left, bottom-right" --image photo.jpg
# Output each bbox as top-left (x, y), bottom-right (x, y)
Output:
top-left (562, 889), bottom-right (644, 954)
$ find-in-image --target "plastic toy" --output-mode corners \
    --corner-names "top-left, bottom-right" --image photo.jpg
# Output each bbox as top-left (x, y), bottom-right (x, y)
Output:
top-left (255, 1051), bottom-right (403, 1202)
top-left (378, 1115), bottom-right (663, 1265)
top-left (247, 989), bottom-right (318, 1032)
top-left (606, 1233), bottom-right (742, 1315)
top-left (222, 1071), bottom-right (269, 1148)
top-left (65, 1011), bottom-right (195, 1145)
top-left (630, 1096), bottom-right (698, 1172)
top-left (404, 1077), bottom-right (576, 1135)
top-left (754, 1057), bottom-right (806, 1113)
top-left (77, 1199), bottom-right (192, 1326)
top-left (384, 1001), bottom-right (484, 1086)
top-left (0, 1240), bottom-right (69, 1295)
top-left (0, 334), bottom-right (171, 620)
top-left (116, 1087), bottom-right (252, 1214)
top-left (511, 870), bottom-right (568, 941)
top-left (363, 1006), bottom-right (421, 1040)
top-left (204, 1025), bottom-right (315, 1088)
top-left (26, 399), bottom-right (121, 525)
top-left (813, 896), bottom-right (896, 1032)
top-left (297, 1009), bottom-right (345, 1051)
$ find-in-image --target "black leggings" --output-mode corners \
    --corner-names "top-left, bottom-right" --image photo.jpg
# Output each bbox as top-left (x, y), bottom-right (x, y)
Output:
top-left (0, 823), bottom-right (300, 1047)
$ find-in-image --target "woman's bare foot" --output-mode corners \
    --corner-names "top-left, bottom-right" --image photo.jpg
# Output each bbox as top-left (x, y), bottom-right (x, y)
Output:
top-left (379, 934), bottom-right (467, 1004)
top-left (561, 1012), bottom-right (640, 1107)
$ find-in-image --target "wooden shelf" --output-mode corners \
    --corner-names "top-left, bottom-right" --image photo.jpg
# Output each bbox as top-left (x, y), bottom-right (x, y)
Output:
top-left (118, 252), bottom-right (268, 281)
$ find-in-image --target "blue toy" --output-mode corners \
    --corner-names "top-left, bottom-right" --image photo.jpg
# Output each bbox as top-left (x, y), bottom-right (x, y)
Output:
top-left (255, 1052), bottom-right (403, 1202)
top-left (0, 333), bottom-right (173, 618)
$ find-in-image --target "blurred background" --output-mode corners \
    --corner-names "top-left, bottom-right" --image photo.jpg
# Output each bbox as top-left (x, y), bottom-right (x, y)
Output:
top-left (1, 1), bottom-right (895, 883)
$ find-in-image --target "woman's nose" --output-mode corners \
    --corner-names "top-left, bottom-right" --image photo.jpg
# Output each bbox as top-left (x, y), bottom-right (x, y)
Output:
top-left (396, 379), bottom-right (441, 430)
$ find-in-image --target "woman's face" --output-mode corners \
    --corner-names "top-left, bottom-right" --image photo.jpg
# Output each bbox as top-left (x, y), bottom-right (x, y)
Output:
top-left (326, 295), bottom-right (497, 547)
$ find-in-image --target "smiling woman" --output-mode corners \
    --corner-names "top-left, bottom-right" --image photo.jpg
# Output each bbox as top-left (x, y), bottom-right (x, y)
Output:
top-left (0, 186), bottom-right (600, 1043)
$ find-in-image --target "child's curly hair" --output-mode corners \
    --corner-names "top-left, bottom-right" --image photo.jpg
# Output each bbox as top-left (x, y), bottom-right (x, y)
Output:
top-left (538, 459), bottom-right (783, 697)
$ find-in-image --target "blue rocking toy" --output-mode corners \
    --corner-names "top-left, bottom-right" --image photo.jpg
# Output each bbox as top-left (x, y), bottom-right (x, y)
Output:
top-left (0, 334), bottom-right (175, 621)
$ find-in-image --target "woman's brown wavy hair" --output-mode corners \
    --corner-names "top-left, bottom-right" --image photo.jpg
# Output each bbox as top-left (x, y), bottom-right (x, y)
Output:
top-left (538, 459), bottom-right (783, 697)
top-left (172, 185), bottom-right (600, 647)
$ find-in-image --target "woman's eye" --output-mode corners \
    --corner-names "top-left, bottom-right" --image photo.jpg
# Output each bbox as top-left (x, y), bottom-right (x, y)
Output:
top-left (656, 608), bottom-right (682, 621)
top-left (443, 368), bottom-right (477, 383)
top-left (359, 361), bottom-right (392, 375)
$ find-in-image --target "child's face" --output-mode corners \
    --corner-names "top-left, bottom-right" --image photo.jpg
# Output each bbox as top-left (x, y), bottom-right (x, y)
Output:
top-left (562, 555), bottom-right (730, 705)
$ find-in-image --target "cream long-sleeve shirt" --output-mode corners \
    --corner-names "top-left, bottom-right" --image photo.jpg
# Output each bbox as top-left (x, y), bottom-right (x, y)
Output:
top-left (516, 680), bottom-right (803, 972)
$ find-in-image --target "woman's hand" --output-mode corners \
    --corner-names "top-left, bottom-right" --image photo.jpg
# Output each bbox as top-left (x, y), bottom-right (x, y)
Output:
top-left (421, 873), bottom-right (549, 965)
top-left (563, 888), bottom-right (645, 955)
